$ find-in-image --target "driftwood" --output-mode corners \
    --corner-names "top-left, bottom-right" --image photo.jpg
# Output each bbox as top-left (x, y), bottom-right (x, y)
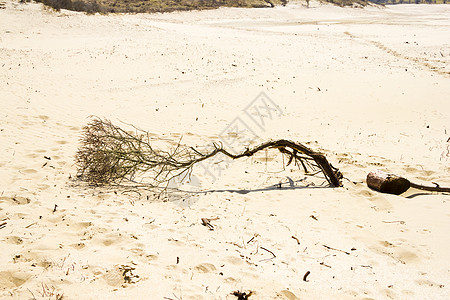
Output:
top-left (367, 170), bottom-right (450, 195)
top-left (367, 170), bottom-right (410, 195)
top-left (75, 118), bottom-right (343, 188)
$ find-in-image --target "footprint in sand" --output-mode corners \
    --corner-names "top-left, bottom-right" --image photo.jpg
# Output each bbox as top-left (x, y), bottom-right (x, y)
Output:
top-left (0, 270), bottom-right (32, 289)
top-left (377, 240), bottom-right (420, 264)
top-left (225, 255), bottom-right (244, 266)
top-left (403, 166), bottom-right (420, 174)
top-left (37, 183), bottom-right (50, 190)
top-left (277, 290), bottom-right (299, 300)
top-left (380, 240), bottom-right (395, 248)
top-left (415, 279), bottom-right (444, 288)
top-left (383, 288), bottom-right (396, 299)
top-left (70, 242), bottom-right (86, 249)
top-left (0, 196), bottom-right (31, 205)
top-left (358, 191), bottom-right (392, 211)
top-left (396, 250), bottom-right (419, 264)
top-left (4, 236), bottom-right (23, 245)
top-left (20, 168), bottom-right (38, 174)
top-left (100, 234), bottom-right (122, 247)
top-left (102, 265), bottom-right (141, 286)
top-left (102, 268), bottom-right (124, 286)
top-left (130, 247), bottom-right (158, 261)
top-left (25, 153), bottom-right (40, 159)
top-left (56, 160), bottom-right (67, 167)
top-left (69, 221), bottom-right (93, 230)
top-left (194, 263), bottom-right (216, 273)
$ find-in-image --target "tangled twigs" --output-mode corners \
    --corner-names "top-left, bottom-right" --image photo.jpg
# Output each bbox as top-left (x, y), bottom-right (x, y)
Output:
top-left (75, 117), bottom-right (197, 187)
top-left (75, 118), bottom-right (343, 188)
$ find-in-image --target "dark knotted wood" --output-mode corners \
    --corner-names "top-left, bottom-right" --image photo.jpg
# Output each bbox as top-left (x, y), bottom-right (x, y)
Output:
top-left (367, 170), bottom-right (410, 195)
top-left (215, 140), bottom-right (343, 187)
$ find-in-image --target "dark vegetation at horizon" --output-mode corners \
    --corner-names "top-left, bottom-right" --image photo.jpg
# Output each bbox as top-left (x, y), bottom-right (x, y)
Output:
top-left (28, 0), bottom-right (376, 14)
top-left (26, 0), bottom-right (449, 15)
top-left (32, 0), bottom-right (286, 14)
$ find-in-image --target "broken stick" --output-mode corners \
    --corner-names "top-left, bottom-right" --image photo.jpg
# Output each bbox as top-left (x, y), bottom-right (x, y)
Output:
top-left (201, 217), bottom-right (218, 230)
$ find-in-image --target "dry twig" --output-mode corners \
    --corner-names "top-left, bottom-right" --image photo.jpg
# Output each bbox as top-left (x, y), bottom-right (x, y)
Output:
top-left (25, 222), bottom-right (37, 229)
top-left (259, 246), bottom-right (276, 262)
top-left (303, 271), bottom-right (311, 282)
top-left (291, 235), bottom-right (300, 245)
top-left (323, 244), bottom-right (351, 255)
top-left (201, 217), bottom-right (219, 230)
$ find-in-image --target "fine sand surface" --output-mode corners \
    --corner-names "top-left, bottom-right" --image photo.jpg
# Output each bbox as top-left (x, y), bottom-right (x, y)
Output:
top-left (1, 1), bottom-right (450, 299)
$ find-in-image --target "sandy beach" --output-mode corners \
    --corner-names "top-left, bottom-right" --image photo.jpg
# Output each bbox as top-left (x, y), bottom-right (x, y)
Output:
top-left (1, 1), bottom-right (449, 298)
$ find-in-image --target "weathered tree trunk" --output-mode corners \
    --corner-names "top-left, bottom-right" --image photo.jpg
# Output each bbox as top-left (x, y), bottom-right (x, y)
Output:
top-left (367, 170), bottom-right (410, 195)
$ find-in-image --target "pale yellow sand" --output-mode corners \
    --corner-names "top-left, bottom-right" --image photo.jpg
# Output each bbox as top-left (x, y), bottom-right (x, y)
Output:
top-left (0, 1), bottom-right (449, 299)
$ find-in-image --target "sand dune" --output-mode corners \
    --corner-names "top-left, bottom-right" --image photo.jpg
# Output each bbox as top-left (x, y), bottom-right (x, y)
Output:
top-left (0, 1), bottom-right (449, 299)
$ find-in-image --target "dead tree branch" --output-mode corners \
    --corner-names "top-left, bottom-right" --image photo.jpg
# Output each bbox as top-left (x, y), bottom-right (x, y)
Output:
top-left (409, 182), bottom-right (450, 193)
top-left (367, 170), bottom-right (450, 195)
top-left (75, 118), bottom-right (343, 188)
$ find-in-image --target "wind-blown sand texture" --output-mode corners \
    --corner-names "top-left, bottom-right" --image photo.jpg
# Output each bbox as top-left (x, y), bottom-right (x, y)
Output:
top-left (1, 1), bottom-right (449, 299)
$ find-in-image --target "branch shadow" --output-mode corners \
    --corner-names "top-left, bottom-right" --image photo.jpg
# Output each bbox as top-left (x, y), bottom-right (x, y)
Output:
top-left (404, 191), bottom-right (450, 199)
top-left (174, 177), bottom-right (334, 195)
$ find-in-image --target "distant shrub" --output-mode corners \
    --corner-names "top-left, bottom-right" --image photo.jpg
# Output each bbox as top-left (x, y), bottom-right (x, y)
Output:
top-left (73, 0), bottom-right (102, 13)
top-left (35, 0), bottom-right (104, 13)
top-left (325, 0), bottom-right (370, 6)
